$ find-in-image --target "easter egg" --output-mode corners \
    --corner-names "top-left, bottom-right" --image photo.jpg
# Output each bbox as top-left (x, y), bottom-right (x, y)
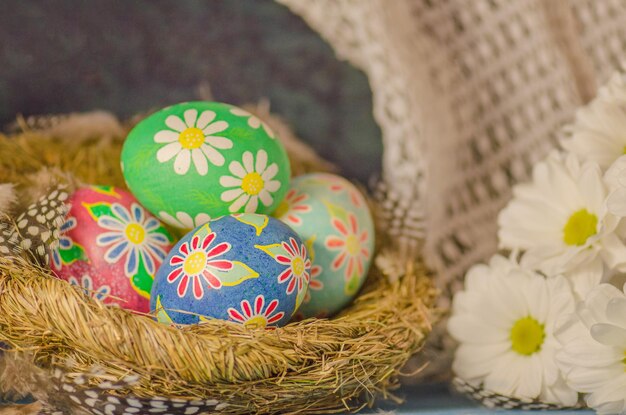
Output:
top-left (151, 213), bottom-right (310, 327)
top-left (50, 186), bottom-right (174, 312)
top-left (121, 101), bottom-right (291, 230)
top-left (273, 173), bottom-right (375, 319)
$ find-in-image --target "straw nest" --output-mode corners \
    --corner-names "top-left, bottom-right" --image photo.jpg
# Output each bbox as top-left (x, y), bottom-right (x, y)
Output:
top-left (0, 111), bottom-right (438, 414)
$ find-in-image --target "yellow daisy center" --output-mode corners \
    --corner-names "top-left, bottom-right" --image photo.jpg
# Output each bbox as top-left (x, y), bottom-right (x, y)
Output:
top-left (346, 235), bottom-right (360, 256)
top-left (124, 223), bottom-right (145, 245)
top-left (510, 316), bottom-right (545, 356)
top-left (244, 315), bottom-right (267, 329)
top-left (292, 256), bottom-right (304, 276)
top-left (563, 209), bottom-right (598, 246)
top-left (178, 127), bottom-right (205, 149)
top-left (273, 200), bottom-right (290, 218)
top-left (241, 172), bottom-right (265, 196)
top-left (183, 251), bottom-right (207, 275)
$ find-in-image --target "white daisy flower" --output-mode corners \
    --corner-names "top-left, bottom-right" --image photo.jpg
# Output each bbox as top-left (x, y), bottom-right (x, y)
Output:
top-left (561, 100), bottom-right (626, 171)
top-left (154, 109), bottom-right (233, 175)
top-left (158, 211), bottom-right (211, 230)
top-left (498, 152), bottom-right (626, 276)
top-left (219, 149), bottom-right (281, 213)
top-left (230, 107), bottom-right (275, 138)
top-left (448, 254), bottom-right (578, 405)
top-left (555, 284), bottom-right (626, 414)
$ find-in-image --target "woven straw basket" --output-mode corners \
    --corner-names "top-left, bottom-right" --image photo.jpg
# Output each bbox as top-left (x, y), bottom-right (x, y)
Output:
top-left (0, 111), bottom-right (438, 415)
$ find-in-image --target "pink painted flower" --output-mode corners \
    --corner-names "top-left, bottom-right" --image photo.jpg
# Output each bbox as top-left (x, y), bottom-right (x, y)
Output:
top-left (304, 264), bottom-right (323, 303)
top-left (227, 295), bottom-right (285, 328)
top-left (274, 188), bottom-right (312, 226)
top-left (275, 237), bottom-right (311, 296)
top-left (326, 213), bottom-right (370, 280)
top-left (167, 232), bottom-right (232, 300)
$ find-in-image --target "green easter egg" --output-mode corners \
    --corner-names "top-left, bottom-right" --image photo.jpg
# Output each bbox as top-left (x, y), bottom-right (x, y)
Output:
top-left (121, 102), bottom-right (290, 229)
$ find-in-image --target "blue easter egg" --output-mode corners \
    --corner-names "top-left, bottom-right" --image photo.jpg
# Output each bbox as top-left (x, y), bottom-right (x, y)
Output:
top-left (151, 213), bottom-right (310, 327)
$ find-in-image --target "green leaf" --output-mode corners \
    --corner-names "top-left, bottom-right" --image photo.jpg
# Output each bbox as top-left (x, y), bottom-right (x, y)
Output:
top-left (213, 261), bottom-right (259, 287)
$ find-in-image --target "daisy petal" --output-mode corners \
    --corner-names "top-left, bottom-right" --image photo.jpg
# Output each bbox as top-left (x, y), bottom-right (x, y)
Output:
top-left (205, 136), bottom-right (233, 149)
top-left (220, 176), bottom-right (242, 187)
top-left (222, 188), bottom-right (244, 202)
top-left (156, 142), bottom-right (182, 162)
top-left (229, 161), bottom-right (246, 178)
top-left (200, 144), bottom-right (225, 166)
top-left (242, 152), bottom-right (254, 173)
top-left (203, 120), bottom-right (228, 135)
top-left (196, 110), bottom-right (216, 129)
top-left (154, 130), bottom-right (179, 143)
top-left (261, 163), bottom-right (278, 181)
top-left (184, 109), bottom-right (198, 128)
top-left (229, 194), bottom-right (250, 212)
top-left (255, 150), bottom-right (268, 173)
top-left (165, 115), bottom-right (187, 132)
top-left (174, 150), bottom-right (191, 175)
top-left (192, 149), bottom-right (209, 175)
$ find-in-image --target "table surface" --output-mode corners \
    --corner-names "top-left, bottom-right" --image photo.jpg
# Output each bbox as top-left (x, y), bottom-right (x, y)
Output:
top-left (366, 383), bottom-right (592, 414)
top-left (1, 383), bottom-right (593, 414)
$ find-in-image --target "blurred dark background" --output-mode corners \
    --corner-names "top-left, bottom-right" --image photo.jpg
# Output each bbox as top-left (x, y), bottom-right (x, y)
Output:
top-left (0, 0), bottom-right (381, 183)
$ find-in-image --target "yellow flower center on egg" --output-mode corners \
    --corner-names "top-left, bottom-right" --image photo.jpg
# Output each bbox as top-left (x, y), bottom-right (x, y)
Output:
top-left (292, 256), bottom-right (304, 276)
top-left (183, 251), bottom-right (207, 275)
top-left (346, 235), bottom-right (360, 256)
top-left (510, 316), bottom-right (545, 356)
top-left (241, 172), bottom-right (265, 196)
top-left (273, 200), bottom-right (290, 219)
top-left (563, 209), bottom-right (598, 246)
top-left (244, 315), bottom-right (268, 329)
top-left (178, 127), bottom-right (205, 149)
top-left (125, 223), bottom-right (145, 245)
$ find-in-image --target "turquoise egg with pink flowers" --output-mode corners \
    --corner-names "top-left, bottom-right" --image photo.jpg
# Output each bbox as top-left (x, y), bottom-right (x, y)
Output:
top-left (273, 173), bottom-right (375, 319)
top-left (151, 213), bottom-right (311, 327)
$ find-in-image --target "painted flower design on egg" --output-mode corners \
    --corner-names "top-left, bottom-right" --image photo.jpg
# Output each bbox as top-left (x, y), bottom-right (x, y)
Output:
top-left (96, 203), bottom-right (170, 277)
top-left (219, 150), bottom-right (281, 213)
top-left (68, 274), bottom-right (111, 301)
top-left (227, 295), bottom-right (285, 328)
top-left (275, 237), bottom-right (311, 297)
top-left (273, 188), bottom-right (312, 227)
top-left (229, 107), bottom-right (276, 138)
top-left (325, 213), bottom-right (371, 281)
top-left (166, 232), bottom-right (233, 299)
top-left (154, 109), bottom-right (233, 175)
top-left (158, 211), bottom-right (211, 230)
top-left (51, 216), bottom-right (77, 270)
top-left (304, 264), bottom-right (323, 304)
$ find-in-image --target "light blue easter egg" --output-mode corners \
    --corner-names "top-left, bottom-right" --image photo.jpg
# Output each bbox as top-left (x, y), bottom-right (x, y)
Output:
top-left (151, 213), bottom-right (310, 327)
top-left (273, 173), bottom-right (375, 319)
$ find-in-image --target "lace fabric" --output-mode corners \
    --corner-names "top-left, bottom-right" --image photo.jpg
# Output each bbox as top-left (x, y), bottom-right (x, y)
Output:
top-left (278, 0), bottom-right (626, 301)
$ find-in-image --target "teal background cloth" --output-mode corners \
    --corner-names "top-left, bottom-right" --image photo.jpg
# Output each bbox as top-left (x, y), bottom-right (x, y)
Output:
top-left (0, 0), bottom-right (382, 183)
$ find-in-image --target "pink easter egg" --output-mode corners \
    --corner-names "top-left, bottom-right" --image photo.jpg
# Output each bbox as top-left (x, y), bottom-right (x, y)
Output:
top-left (50, 185), bottom-right (174, 313)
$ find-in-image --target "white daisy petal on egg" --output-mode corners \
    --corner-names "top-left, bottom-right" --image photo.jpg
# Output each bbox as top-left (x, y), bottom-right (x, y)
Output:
top-left (183, 109), bottom-right (197, 127)
top-left (196, 110), bottom-right (216, 130)
top-left (173, 149), bottom-right (191, 175)
top-left (165, 115), bottom-right (187, 132)
top-left (154, 130), bottom-right (179, 143)
top-left (156, 142), bottom-right (182, 163)
top-left (154, 109), bottom-right (232, 175)
top-left (218, 149), bottom-right (282, 213)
